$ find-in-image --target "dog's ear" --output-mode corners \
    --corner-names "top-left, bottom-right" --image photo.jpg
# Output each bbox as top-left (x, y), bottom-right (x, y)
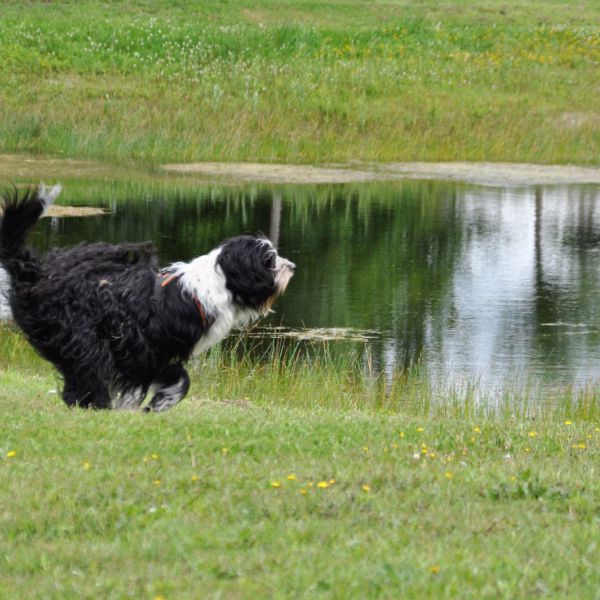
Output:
top-left (216, 236), bottom-right (277, 310)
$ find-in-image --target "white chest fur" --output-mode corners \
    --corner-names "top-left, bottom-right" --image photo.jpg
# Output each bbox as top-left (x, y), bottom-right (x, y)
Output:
top-left (167, 248), bottom-right (247, 355)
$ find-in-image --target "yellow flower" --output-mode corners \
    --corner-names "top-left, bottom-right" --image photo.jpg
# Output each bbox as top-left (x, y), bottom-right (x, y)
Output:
top-left (417, 427), bottom-right (424, 432)
top-left (151, 453), bottom-right (159, 460)
top-left (191, 475), bottom-right (199, 482)
top-left (221, 447), bottom-right (229, 455)
top-left (270, 481), bottom-right (282, 488)
top-left (363, 446), bottom-right (369, 452)
top-left (299, 488), bottom-right (308, 495)
top-left (7, 450), bottom-right (16, 458)
top-left (398, 432), bottom-right (405, 438)
top-left (430, 565), bottom-right (441, 574)
top-left (444, 471), bottom-right (453, 479)
top-left (524, 447), bottom-right (531, 453)
top-left (564, 420), bottom-right (573, 425)
top-left (153, 479), bottom-right (161, 486)
top-left (287, 474), bottom-right (297, 481)
top-left (82, 462), bottom-right (92, 471)
top-left (528, 431), bottom-right (537, 438)
top-left (328, 479), bottom-right (336, 485)
top-left (474, 427), bottom-right (481, 433)
top-left (361, 484), bottom-right (371, 492)
top-left (317, 481), bottom-right (329, 489)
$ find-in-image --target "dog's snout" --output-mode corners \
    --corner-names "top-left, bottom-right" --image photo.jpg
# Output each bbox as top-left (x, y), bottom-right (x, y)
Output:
top-left (277, 256), bottom-right (296, 272)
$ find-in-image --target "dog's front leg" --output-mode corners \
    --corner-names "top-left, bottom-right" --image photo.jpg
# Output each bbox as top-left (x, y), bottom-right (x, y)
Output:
top-left (145, 365), bottom-right (190, 413)
top-left (114, 386), bottom-right (147, 410)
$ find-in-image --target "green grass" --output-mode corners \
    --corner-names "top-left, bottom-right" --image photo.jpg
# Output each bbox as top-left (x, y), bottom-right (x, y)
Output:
top-left (0, 1), bottom-right (599, 165)
top-left (2, 326), bottom-right (600, 598)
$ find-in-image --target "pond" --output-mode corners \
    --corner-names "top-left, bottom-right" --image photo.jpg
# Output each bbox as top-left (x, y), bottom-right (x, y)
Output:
top-left (2, 175), bottom-right (600, 390)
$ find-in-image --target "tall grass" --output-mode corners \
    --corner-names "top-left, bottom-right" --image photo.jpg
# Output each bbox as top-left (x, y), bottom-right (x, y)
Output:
top-left (2, 323), bottom-right (599, 420)
top-left (0, 2), bottom-right (598, 164)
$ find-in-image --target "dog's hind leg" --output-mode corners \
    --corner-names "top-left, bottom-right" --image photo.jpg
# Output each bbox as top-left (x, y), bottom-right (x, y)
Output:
top-left (62, 370), bottom-right (112, 409)
top-left (62, 378), bottom-right (91, 408)
top-left (145, 364), bottom-right (190, 413)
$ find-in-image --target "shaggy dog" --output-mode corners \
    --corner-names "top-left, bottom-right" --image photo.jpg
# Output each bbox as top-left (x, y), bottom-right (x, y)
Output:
top-left (0, 184), bottom-right (295, 412)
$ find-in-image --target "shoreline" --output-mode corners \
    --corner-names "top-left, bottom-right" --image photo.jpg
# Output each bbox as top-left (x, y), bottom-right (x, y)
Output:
top-left (2, 154), bottom-right (600, 187)
top-left (162, 160), bottom-right (600, 187)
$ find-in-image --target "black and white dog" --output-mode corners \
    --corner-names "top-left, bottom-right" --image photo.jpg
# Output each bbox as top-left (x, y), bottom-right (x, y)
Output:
top-left (0, 184), bottom-right (295, 412)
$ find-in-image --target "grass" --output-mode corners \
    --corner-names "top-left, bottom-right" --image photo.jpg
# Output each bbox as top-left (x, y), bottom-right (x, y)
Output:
top-left (0, 1), bottom-right (599, 165)
top-left (2, 326), bottom-right (600, 598)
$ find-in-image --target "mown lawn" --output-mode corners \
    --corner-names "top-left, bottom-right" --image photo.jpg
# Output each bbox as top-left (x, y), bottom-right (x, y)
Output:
top-left (2, 341), bottom-right (600, 598)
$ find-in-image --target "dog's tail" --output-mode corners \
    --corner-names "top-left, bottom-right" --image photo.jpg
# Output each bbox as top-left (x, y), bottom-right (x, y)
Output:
top-left (0, 184), bottom-right (62, 281)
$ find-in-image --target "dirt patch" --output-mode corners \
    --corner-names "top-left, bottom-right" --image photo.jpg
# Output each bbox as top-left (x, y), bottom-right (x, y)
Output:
top-left (161, 162), bottom-right (380, 184)
top-left (0, 154), bottom-right (99, 177)
top-left (2, 153), bottom-right (600, 187)
top-left (0, 202), bottom-right (105, 219)
top-left (556, 112), bottom-right (600, 129)
top-left (0, 153), bottom-right (131, 180)
top-left (162, 161), bottom-right (600, 186)
top-left (377, 162), bottom-right (600, 186)
top-left (44, 205), bottom-right (106, 218)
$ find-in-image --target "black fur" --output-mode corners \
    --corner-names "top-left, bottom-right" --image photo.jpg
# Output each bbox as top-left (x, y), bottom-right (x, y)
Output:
top-left (0, 186), bottom-right (294, 411)
top-left (217, 235), bottom-right (278, 310)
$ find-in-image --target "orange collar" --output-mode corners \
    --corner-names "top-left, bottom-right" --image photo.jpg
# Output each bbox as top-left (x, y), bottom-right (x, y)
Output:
top-left (159, 272), bottom-right (211, 327)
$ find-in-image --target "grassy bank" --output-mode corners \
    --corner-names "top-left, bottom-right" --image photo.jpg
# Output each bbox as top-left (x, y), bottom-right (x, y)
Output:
top-left (0, 1), bottom-right (599, 165)
top-left (2, 327), bottom-right (600, 597)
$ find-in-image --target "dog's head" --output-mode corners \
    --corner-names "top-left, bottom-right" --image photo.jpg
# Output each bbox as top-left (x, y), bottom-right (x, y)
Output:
top-left (216, 235), bottom-right (296, 314)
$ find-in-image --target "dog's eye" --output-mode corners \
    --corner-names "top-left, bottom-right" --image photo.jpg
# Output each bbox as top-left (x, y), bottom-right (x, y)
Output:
top-left (264, 254), bottom-right (276, 269)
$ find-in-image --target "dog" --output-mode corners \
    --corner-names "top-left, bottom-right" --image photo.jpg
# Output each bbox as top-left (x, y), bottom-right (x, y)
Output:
top-left (0, 184), bottom-right (295, 411)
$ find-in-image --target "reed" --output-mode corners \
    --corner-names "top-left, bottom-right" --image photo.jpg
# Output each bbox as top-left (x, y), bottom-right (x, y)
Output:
top-left (2, 324), bottom-right (599, 420)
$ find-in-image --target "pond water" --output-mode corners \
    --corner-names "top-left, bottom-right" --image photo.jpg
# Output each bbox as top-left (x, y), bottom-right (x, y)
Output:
top-left (2, 177), bottom-right (600, 389)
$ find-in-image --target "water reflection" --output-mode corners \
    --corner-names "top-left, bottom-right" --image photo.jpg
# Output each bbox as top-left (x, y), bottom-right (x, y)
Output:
top-left (2, 179), bottom-right (600, 387)
top-left (425, 185), bottom-right (600, 386)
